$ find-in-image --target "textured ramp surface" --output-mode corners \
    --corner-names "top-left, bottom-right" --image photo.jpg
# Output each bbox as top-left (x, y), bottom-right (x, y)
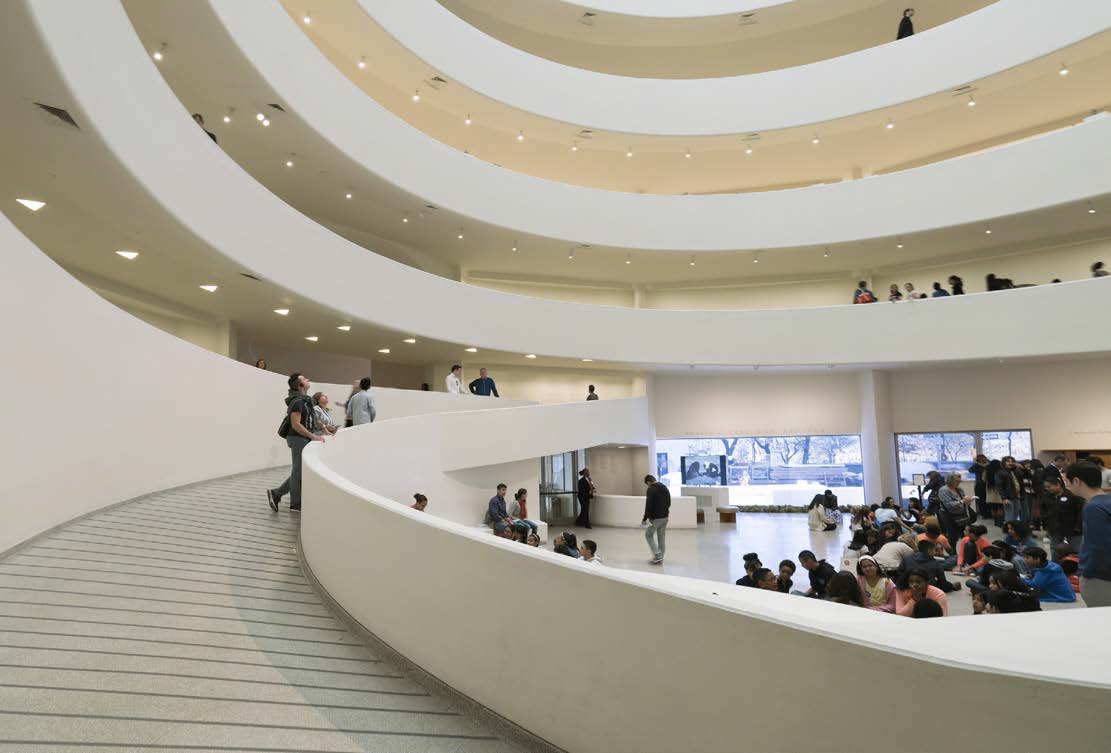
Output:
top-left (0, 469), bottom-right (527, 753)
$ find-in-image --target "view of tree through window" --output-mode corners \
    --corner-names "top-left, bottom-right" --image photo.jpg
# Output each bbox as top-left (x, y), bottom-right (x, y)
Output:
top-left (895, 430), bottom-right (1033, 493)
top-left (656, 435), bottom-right (863, 506)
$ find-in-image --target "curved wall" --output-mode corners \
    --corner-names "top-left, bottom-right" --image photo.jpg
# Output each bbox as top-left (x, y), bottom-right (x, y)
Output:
top-left (210, 0), bottom-right (1111, 252)
top-left (23, 0), bottom-right (1111, 368)
top-left (562, 0), bottom-right (790, 17)
top-left (302, 397), bottom-right (1111, 753)
top-left (362, 0), bottom-right (1111, 135)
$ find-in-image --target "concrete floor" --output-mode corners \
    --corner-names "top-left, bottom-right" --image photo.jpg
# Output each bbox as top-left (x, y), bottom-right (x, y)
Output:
top-left (552, 512), bottom-right (1086, 616)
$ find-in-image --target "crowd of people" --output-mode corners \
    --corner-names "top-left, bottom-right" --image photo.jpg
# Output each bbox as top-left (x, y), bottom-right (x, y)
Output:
top-left (853, 264), bottom-right (1108, 304)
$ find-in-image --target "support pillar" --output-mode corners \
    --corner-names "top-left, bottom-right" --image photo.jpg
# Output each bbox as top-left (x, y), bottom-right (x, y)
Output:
top-left (858, 370), bottom-right (900, 503)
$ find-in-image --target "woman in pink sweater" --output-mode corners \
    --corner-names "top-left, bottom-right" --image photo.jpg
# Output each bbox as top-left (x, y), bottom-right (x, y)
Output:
top-left (894, 567), bottom-right (949, 617)
top-left (856, 555), bottom-right (896, 612)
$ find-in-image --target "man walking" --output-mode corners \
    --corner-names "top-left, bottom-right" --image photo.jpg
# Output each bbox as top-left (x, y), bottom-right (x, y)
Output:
top-left (1066, 462), bottom-right (1111, 607)
top-left (268, 373), bottom-right (323, 513)
top-left (468, 367), bottom-right (500, 397)
top-left (347, 377), bottom-right (376, 425)
top-left (642, 474), bottom-right (671, 565)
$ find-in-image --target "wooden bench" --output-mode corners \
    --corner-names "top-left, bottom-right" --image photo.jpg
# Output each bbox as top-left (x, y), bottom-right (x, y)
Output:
top-left (716, 505), bottom-right (740, 523)
top-left (696, 509), bottom-right (705, 524)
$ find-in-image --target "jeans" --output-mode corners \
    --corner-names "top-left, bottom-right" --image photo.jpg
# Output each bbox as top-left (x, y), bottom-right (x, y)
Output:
top-left (494, 520), bottom-right (531, 537)
top-left (515, 519), bottom-right (538, 537)
top-left (1003, 500), bottom-right (1018, 523)
top-left (938, 554), bottom-right (958, 571)
top-left (645, 518), bottom-right (668, 560)
top-left (273, 435), bottom-right (310, 508)
top-left (966, 578), bottom-right (990, 596)
top-left (1049, 533), bottom-right (1083, 561)
top-left (1016, 496), bottom-right (1031, 523)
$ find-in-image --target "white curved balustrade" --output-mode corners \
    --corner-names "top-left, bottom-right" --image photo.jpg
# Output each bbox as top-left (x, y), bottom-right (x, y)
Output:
top-left (22, 0), bottom-right (1111, 369)
top-left (362, 0), bottom-right (1111, 136)
top-left (208, 0), bottom-right (1111, 253)
top-left (560, 0), bottom-right (791, 18)
top-left (301, 390), bottom-right (1111, 753)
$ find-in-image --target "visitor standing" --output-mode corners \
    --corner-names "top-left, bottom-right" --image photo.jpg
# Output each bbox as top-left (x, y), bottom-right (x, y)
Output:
top-left (468, 367), bottom-right (500, 397)
top-left (445, 365), bottom-right (464, 394)
top-left (948, 275), bottom-right (965, 295)
top-left (1067, 462), bottom-right (1111, 607)
top-left (267, 373), bottom-right (322, 513)
top-left (192, 113), bottom-right (217, 143)
top-left (852, 281), bottom-right (876, 304)
top-left (642, 475), bottom-right (671, 565)
top-left (576, 468), bottom-right (595, 528)
top-left (586, 385), bottom-right (599, 401)
top-left (931, 282), bottom-right (950, 298)
top-left (347, 377), bottom-right (376, 426)
top-left (897, 8), bottom-right (915, 39)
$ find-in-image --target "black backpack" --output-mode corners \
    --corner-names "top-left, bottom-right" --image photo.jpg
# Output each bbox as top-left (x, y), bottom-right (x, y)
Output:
top-left (277, 395), bottom-right (312, 438)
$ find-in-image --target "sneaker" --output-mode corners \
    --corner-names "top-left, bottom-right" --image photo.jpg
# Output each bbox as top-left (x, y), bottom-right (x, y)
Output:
top-left (266, 489), bottom-right (279, 512)
top-left (649, 558), bottom-right (663, 565)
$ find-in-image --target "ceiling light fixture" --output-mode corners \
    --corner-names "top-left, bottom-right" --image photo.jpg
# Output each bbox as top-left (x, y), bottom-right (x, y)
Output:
top-left (822, 247), bottom-right (830, 258)
top-left (412, 90), bottom-right (420, 102)
top-left (885, 118), bottom-right (895, 130)
top-left (625, 147), bottom-right (633, 158)
top-left (273, 308), bottom-right (290, 316)
top-left (568, 249), bottom-right (574, 260)
top-left (256, 113), bottom-right (264, 122)
top-left (1059, 63), bottom-right (1070, 76)
top-left (625, 252), bottom-right (631, 265)
top-left (262, 118), bottom-right (270, 127)
top-left (984, 228), bottom-right (992, 234)
top-left (152, 43), bottom-right (166, 61)
top-left (512, 242), bottom-right (518, 252)
top-left (581, 358), bottom-right (593, 362)
top-left (285, 154), bottom-right (294, 167)
top-left (345, 192), bottom-right (353, 199)
top-left (464, 113), bottom-right (471, 125)
top-left (896, 239), bottom-right (904, 249)
top-left (223, 107), bottom-right (233, 123)
top-left (689, 255), bottom-right (696, 267)
top-left (198, 284), bottom-right (218, 292)
top-left (967, 95), bottom-right (977, 107)
top-left (305, 336), bottom-right (318, 342)
top-left (16, 198), bottom-right (45, 212)
top-left (357, 56), bottom-right (366, 70)
top-left (115, 250), bottom-right (139, 260)
top-left (684, 147), bottom-right (692, 159)
top-left (377, 348), bottom-right (390, 354)
top-left (811, 134), bottom-right (820, 145)
top-left (745, 146), bottom-right (753, 155)
top-left (337, 325), bottom-right (351, 331)
top-left (403, 338), bottom-right (416, 344)
top-left (1087, 203), bottom-right (1097, 214)
top-left (465, 347), bottom-right (478, 353)
top-left (525, 354), bottom-right (537, 359)
top-left (457, 227), bottom-right (464, 239)
top-left (571, 141), bottom-right (579, 152)
top-left (516, 130), bottom-right (525, 142)
top-left (302, 11), bottom-right (311, 24)
top-left (752, 252), bottom-right (760, 264)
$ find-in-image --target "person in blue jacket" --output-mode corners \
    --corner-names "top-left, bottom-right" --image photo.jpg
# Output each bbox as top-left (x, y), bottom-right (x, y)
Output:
top-left (1021, 546), bottom-right (1076, 602)
top-left (468, 367), bottom-right (500, 397)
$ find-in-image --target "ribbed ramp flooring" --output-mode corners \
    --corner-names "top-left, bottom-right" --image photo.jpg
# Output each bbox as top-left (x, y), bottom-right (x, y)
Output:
top-left (0, 469), bottom-right (528, 753)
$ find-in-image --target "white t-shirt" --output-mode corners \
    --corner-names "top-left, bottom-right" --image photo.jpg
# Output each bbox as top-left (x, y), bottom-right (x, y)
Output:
top-left (445, 372), bottom-right (464, 394)
top-left (874, 508), bottom-right (898, 525)
top-left (873, 542), bottom-right (913, 572)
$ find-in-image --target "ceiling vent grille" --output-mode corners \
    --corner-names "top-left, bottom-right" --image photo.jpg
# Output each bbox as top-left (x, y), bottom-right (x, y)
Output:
top-left (424, 76), bottom-right (448, 90)
top-left (34, 102), bottom-right (79, 130)
top-left (239, 272), bottom-right (261, 281)
top-left (951, 85), bottom-right (977, 97)
top-left (578, 12), bottom-right (596, 26)
top-left (738, 12), bottom-right (758, 26)
top-left (576, 128), bottom-right (594, 139)
top-left (267, 103), bottom-right (286, 112)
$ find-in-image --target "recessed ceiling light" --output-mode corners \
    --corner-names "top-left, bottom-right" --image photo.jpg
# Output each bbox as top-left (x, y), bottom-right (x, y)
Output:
top-left (357, 56), bottom-right (366, 69)
top-left (684, 147), bottom-right (692, 159)
top-left (222, 108), bottom-right (232, 124)
top-left (967, 96), bottom-right (977, 107)
top-left (464, 113), bottom-right (471, 125)
top-left (305, 336), bottom-right (318, 342)
top-left (1087, 203), bottom-right (1096, 214)
top-left (581, 358), bottom-right (593, 362)
top-left (752, 252), bottom-right (760, 264)
top-left (337, 324), bottom-right (351, 331)
top-left (302, 12), bottom-right (311, 24)
top-left (256, 113), bottom-right (264, 122)
top-left (511, 243), bottom-right (518, 252)
top-left (885, 118), bottom-right (895, 129)
top-left (984, 229), bottom-right (992, 234)
top-left (377, 348), bottom-right (390, 354)
top-left (568, 250), bottom-right (574, 260)
top-left (403, 338), bottom-right (417, 344)
top-left (896, 241), bottom-right (904, 249)
top-left (465, 347), bottom-right (478, 353)
top-left (16, 198), bottom-right (45, 212)
top-left (811, 134), bottom-right (820, 145)
top-left (571, 141), bottom-right (578, 152)
top-left (618, 446), bottom-right (626, 449)
top-left (457, 228), bottom-right (464, 239)
top-left (516, 130), bottom-right (524, 142)
top-left (262, 118), bottom-right (270, 127)
top-left (345, 192), bottom-right (353, 199)
top-left (625, 147), bottom-right (633, 158)
top-left (822, 247), bottom-right (830, 258)
top-left (625, 252), bottom-right (631, 265)
top-left (198, 284), bottom-right (218, 292)
top-left (285, 158), bottom-right (294, 167)
top-left (412, 90), bottom-right (421, 102)
top-left (1059, 63), bottom-right (1069, 76)
top-left (689, 255), bottom-right (696, 267)
top-left (115, 250), bottom-right (139, 260)
top-left (152, 43), bottom-right (166, 61)
top-left (745, 146), bottom-right (753, 155)
top-left (524, 353), bottom-right (537, 359)
top-left (273, 308), bottom-right (290, 316)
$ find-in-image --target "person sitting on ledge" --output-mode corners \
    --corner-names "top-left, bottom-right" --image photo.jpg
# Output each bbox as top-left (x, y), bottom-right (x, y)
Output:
top-left (487, 483), bottom-right (530, 538)
top-left (895, 567), bottom-right (948, 617)
top-left (411, 493), bottom-right (428, 512)
top-left (736, 553), bottom-right (762, 586)
top-left (579, 539), bottom-right (603, 564)
top-left (509, 488), bottom-right (539, 541)
top-left (798, 550), bottom-right (836, 598)
top-left (826, 572), bottom-right (865, 607)
top-left (777, 560), bottom-right (796, 593)
top-left (1021, 546), bottom-right (1076, 603)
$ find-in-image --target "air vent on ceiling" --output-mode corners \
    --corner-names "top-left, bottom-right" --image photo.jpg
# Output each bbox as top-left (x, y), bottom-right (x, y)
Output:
top-left (423, 204), bottom-right (438, 211)
top-left (578, 12), bottom-right (596, 26)
top-left (951, 85), bottom-right (976, 97)
top-left (267, 103), bottom-right (286, 112)
top-left (239, 272), bottom-right (261, 281)
top-left (34, 102), bottom-right (80, 129)
top-left (424, 76), bottom-right (448, 90)
top-left (741, 132), bottom-right (761, 143)
top-left (578, 243), bottom-right (592, 249)
top-left (738, 12), bottom-right (758, 26)
top-left (576, 128), bottom-right (594, 140)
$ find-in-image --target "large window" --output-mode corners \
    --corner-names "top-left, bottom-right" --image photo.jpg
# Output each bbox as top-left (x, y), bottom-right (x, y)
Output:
top-left (895, 429), bottom-right (1032, 498)
top-left (656, 435), bottom-right (863, 507)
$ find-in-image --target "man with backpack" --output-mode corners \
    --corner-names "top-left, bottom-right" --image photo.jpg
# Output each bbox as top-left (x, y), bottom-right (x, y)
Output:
top-left (852, 281), bottom-right (876, 304)
top-left (267, 373), bottom-right (323, 513)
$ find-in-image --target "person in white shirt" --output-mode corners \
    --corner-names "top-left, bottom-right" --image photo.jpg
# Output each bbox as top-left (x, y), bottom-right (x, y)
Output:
top-left (873, 500), bottom-right (899, 526)
top-left (310, 392), bottom-right (338, 435)
top-left (347, 377), bottom-right (376, 425)
top-left (1094, 456), bottom-right (1111, 491)
top-left (445, 364), bottom-right (464, 394)
top-left (579, 539), bottom-right (604, 565)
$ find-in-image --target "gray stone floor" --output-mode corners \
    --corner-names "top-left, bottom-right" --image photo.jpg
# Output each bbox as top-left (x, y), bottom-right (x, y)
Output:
top-left (0, 469), bottom-right (529, 753)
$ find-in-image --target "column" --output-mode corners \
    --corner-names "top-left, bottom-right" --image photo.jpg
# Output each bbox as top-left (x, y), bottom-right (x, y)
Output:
top-left (858, 370), bottom-right (900, 503)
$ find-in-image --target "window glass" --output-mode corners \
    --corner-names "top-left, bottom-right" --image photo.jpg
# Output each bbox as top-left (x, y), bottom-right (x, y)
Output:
top-left (895, 430), bottom-right (1033, 500)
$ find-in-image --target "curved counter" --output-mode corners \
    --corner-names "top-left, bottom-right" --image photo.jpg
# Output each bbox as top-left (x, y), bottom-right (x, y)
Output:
top-left (20, 0), bottom-right (1111, 369)
top-left (361, 0), bottom-right (1111, 135)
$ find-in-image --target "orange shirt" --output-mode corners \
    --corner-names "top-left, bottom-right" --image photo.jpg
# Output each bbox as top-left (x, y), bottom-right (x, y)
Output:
top-left (916, 532), bottom-right (951, 552)
top-left (895, 585), bottom-right (949, 617)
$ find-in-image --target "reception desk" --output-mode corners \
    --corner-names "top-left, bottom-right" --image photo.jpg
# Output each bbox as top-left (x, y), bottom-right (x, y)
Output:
top-left (593, 494), bottom-right (698, 528)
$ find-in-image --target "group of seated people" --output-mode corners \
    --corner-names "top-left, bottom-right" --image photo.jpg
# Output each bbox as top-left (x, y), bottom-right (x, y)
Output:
top-left (479, 483), bottom-right (603, 562)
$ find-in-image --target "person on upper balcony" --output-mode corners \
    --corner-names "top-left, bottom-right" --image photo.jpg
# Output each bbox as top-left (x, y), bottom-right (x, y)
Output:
top-left (468, 367), bottom-right (499, 397)
top-left (853, 281), bottom-right (876, 304)
top-left (897, 8), bottom-right (915, 40)
top-left (445, 364), bottom-right (464, 394)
